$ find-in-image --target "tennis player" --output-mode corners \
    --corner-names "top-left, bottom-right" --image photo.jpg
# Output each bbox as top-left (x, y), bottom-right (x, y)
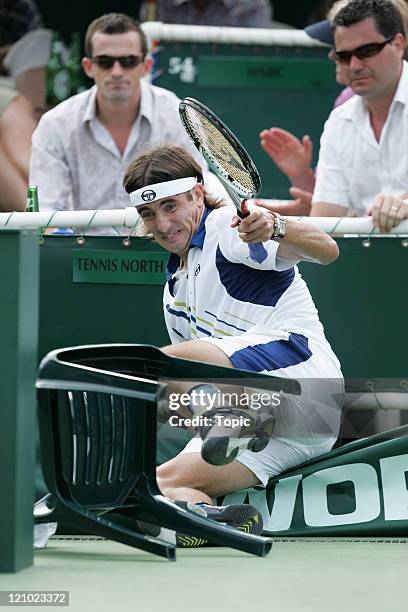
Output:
top-left (124, 144), bottom-right (343, 536)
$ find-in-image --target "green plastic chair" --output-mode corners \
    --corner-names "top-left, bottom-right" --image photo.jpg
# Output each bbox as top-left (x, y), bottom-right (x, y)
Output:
top-left (35, 344), bottom-right (286, 559)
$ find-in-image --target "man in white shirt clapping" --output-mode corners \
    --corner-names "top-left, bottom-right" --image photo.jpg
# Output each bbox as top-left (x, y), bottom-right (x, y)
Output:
top-left (311, 0), bottom-right (408, 233)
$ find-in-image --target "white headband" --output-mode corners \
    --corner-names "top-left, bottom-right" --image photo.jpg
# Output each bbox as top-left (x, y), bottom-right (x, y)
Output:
top-left (129, 177), bottom-right (197, 207)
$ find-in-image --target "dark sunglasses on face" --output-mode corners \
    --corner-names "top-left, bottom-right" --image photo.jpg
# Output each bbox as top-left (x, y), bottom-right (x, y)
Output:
top-left (333, 35), bottom-right (396, 64)
top-left (91, 54), bottom-right (144, 69)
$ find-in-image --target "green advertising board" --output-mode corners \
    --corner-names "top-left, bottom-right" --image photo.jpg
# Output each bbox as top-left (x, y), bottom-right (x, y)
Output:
top-left (198, 56), bottom-right (335, 90)
top-left (72, 249), bottom-right (168, 284)
top-left (223, 425), bottom-right (408, 537)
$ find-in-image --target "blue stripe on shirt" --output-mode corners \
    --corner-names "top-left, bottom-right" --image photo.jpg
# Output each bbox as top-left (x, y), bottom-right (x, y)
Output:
top-left (166, 304), bottom-right (190, 321)
top-left (216, 246), bottom-right (294, 306)
top-left (230, 333), bottom-right (312, 372)
top-left (172, 327), bottom-right (186, 340)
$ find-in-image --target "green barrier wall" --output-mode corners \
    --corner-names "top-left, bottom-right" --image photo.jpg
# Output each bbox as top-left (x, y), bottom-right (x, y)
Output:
top-left (151, 43), bottom-right (340, 198)
top-left (39, 236), bottom-right (169, 360)
top-left (299, 237), bottom-right (407, 378)
top-left (39, 235), bottom-right (407, 379)
top-left (0, 231), bottom-right (39, 572)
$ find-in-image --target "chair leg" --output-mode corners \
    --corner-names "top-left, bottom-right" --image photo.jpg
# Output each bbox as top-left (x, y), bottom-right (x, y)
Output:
top-left (34, 493), bottom-right (58, 523)
top-left (121, 493), bottom-right (272, 557)
top-left (52, 501), bottom-right (176, 560)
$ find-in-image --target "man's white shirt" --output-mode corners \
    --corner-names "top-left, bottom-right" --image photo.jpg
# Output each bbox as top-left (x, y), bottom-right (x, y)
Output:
top-left (29, 81), bottom-right (205, 212)
top-left (313, 60), bottom-right (408, 216)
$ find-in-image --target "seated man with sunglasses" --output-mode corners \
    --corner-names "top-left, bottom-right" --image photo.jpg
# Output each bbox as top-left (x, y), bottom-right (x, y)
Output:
top-left (311, 0), bottom-right (408, 233)
top-left (29, 13), bottom-right (203, 217)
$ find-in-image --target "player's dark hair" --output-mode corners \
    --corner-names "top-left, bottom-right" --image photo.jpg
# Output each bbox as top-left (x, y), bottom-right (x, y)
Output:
top-left (124, 145), bottom-right (223, 210)
top-left (85, 13), bottom-right (148, 58)
top-left (333, 0), bottom-right (405, 38)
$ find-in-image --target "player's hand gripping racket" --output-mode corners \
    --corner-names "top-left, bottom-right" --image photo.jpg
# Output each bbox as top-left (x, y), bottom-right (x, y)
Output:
top-left (179, 97), bottom-right (268, 263)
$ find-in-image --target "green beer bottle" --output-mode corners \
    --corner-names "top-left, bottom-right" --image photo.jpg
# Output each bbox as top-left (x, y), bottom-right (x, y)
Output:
top-left (68, 32), bottom-right (87, 95)
top-left (46, 31), bottom-right (71, 107)
top-left (26, 185), bottom-right (39, 212)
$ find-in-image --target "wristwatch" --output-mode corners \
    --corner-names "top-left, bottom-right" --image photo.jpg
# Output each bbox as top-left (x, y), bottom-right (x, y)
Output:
top-left (271, 214), bottom-right (286, 240)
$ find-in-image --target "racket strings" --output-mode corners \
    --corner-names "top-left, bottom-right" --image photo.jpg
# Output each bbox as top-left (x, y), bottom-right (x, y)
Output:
top-left (184, 106), bottom-right (256, 194)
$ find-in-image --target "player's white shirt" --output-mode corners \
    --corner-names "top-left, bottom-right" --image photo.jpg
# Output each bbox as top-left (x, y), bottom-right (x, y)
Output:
top-left (163, 205), bottom-right (341, 379)
top-left (165, 205), bottom-right (343, 475)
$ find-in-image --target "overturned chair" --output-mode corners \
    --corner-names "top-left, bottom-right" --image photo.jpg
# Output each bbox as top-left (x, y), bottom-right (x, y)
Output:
top-left (34, 344), bottom-right (301, 560)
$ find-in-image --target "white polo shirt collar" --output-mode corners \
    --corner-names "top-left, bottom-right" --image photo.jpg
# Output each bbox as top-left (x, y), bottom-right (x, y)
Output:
top-left (81, 80), bottom-right (154, 126)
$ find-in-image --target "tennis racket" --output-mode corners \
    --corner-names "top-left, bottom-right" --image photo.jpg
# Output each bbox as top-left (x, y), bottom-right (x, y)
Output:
top-left (179, 97), bottom-right (268, 263)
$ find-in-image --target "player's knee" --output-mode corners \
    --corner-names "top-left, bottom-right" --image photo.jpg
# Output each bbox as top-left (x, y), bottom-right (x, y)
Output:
top-left (157, 457), bottom-right (196, 490)
top-left (156, 465), bottom-right (190, 499)
top-left (157, 455), bottom-right (215, 496)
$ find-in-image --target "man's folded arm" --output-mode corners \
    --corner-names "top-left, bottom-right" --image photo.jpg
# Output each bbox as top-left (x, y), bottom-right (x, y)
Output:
top-left (310, 201), bottom-right (350, 217)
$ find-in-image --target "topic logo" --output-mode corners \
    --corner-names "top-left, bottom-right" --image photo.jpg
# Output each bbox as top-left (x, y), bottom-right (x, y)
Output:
top-left (141, 189), bottom-right (156, 202)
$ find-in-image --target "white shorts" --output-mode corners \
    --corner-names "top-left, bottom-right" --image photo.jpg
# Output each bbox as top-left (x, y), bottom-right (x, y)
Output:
top-left (179, 435), bottom-right (336, 487)
top-left (177, 331), bottom-right (342, 486)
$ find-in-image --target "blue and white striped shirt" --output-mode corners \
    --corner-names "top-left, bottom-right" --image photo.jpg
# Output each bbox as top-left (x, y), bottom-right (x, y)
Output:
top-left (164, 206), bottom-right (332, 352)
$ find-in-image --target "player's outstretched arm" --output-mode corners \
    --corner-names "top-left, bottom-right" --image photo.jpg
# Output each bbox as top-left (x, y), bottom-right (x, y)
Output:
top-left (231, 202), bottom-right (338, 265)
top-left (249, 200), bottom-right (338, 265)
top-left (276, 217), bottom-right (339, 265)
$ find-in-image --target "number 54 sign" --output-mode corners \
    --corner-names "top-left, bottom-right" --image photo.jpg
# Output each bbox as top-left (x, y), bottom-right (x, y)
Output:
top-left (168, 56), bottom-right (197, 83)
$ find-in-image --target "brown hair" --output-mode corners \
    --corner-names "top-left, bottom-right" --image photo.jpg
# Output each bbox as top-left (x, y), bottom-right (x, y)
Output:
top-left (124, 144), bottom-right (223, 210)
top-left (85, 13), bottom-right (148, 58)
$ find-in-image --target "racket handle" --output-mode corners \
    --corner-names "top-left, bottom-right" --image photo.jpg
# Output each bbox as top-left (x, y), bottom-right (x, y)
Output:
top-left (237, 208), bottom-right (268, 264)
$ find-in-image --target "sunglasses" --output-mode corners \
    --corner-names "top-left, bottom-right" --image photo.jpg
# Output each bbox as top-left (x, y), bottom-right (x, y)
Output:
top-left (333, 35), bottom-right (395, 64)
top-left (91, 55), bottom-right (144, 69)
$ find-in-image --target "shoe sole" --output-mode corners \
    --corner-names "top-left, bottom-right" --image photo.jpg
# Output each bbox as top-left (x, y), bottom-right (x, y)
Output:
top-left (177, 504), bottom-right (263, 547)
top-left (137, 503), bottom-right (262, 548)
